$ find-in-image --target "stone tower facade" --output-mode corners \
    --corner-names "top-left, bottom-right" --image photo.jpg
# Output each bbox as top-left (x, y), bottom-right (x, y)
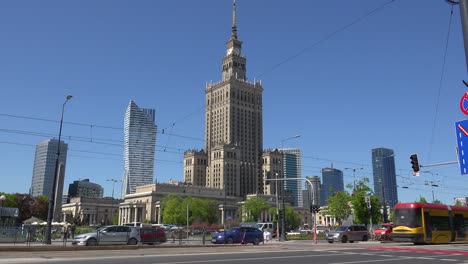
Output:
top-left (204, 0), bottom-right (263, 197)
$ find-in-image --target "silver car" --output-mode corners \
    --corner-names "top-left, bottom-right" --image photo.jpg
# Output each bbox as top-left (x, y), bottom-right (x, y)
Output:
top-left (326, 225), bottom-right (369, 243)
top-left (71, 225), bottom-right (140, 246)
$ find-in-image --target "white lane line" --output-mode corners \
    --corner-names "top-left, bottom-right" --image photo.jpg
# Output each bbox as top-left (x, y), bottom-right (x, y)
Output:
top-left (439, 259), bottom-right (459, 262)
top-left (150, 253), bottom-right (365, 264)
top-left (327, 258), bottom-right (408, 264)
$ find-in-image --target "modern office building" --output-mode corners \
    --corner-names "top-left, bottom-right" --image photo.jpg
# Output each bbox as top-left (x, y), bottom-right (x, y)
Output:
top-left (203, 1), bottom-right (263, 198)
top-left (320, 167), bottom-right (344, 206)
top-left (372, 147), bottom-right (398, 208)
top-left (305, 176), bottom-right (321, 208)
top-left (122, 100), bottom-right (157, 197)
top-left (30, 139), bottom-right (68, 221)
top-left (30, 139), bottom-right (68, 198)
top-left (67, 179), bottom-right (104, 202)
top-left (281, 148), bottom-right (302, 207)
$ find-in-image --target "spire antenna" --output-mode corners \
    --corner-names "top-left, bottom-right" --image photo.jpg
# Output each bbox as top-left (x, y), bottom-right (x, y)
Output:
top-left (231, 0), bottom-right (237, 39)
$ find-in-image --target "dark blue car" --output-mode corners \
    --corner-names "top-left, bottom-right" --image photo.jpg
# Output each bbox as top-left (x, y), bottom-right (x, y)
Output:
top-left (211, 226), bottom-right (264, 245)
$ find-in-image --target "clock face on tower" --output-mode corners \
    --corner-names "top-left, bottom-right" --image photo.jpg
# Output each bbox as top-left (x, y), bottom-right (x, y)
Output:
top-left (234, 47), bottom-right (240, 55)
top-left (227, 47), bottom-right (233, 55)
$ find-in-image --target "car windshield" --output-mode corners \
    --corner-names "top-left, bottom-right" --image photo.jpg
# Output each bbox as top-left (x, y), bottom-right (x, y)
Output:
top-left (378, 225), bottom-right (389, 230)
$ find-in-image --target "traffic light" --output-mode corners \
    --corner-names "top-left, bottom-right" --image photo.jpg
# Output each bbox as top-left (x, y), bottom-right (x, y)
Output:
top-left (188, 210), bottom-right (193, 217)
top-left (310, 204), bottom-right (320, 213)
top-left (410, 154), bottom-right (420, 174)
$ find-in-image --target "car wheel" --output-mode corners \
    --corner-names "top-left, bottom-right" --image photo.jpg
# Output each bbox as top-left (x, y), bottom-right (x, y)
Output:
top-left (87, 238), bottom-right (97, 246)
top-left (341, 236), bottom-right (347, 243)
top-left (253, 237), bottom-right (260, 245)
top-left (127, 238), bottom-right (138, 245)
top-left (362, 235), bottom-right (368, 241)
top-left (227, 237), bottom-right (234, 244)
top-left (349, 241), bottom-right (354, 243)
top-left (328, 241), bottom-right (333, 243)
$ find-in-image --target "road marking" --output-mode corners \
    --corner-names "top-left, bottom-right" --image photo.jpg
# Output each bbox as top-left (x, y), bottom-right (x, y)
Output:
top-left (327, 258), bottom-right (407, 264)
top-left (150, 253), bottom-right (361, 264)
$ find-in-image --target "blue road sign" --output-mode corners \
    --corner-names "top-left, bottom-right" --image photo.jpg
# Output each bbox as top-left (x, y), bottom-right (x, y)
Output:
top-left (455, 120), bottom-right (468, 175)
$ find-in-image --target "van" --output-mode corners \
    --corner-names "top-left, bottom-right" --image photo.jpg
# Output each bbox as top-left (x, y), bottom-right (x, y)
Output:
top-left (123, 222), bottom-right (151, 228)
top-left (257, 222), bottom-right (274, 231)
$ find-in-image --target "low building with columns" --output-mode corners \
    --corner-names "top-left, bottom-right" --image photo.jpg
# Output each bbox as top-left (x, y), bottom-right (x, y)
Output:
top-left (61, 197), bottom-right (122, 225)
top-left (118, 182), bottom-right (243, 225)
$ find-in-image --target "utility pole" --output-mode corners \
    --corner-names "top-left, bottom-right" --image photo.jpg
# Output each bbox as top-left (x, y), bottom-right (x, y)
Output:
top-left (107, 179), bottom-right (120, 224)
top-left (447, 0), bottom-right (468, 71)
top-left (381, 185), bottom-right (388, 223)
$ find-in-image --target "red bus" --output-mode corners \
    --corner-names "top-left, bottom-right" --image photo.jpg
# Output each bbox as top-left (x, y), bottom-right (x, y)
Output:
top-left (392, 202), bottom-right (468, 244)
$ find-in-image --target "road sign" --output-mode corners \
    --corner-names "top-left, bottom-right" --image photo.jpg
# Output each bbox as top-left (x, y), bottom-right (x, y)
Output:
top-left (460, 92), bottom-right (468, 115)
top-left (455, 120), bottom-right (468, 174)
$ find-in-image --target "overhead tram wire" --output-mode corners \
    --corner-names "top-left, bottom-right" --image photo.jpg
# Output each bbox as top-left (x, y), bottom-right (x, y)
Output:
top-left (0, 130), bottom-right (186, 155)
top-left (256, 0), bottom-right (397, 78)
top-left (428, 4), bottom-right (455, 161)
top-left (0, 113), bottom-right (204, 142)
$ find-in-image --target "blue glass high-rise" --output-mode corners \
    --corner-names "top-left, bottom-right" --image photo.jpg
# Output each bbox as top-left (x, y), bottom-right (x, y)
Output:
top-left (122, 101), bottom-right (157, 198)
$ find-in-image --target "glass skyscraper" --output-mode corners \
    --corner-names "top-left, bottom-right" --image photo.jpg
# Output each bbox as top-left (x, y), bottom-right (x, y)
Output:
top-left (372, 147), bottom-right (398, 208)
top-left (122, 100), bottom-right (157, 197)
top-left (30, 139), bottom-right (68, 198)
top-left (320, 167), bottom-right (344, 206)
top-left (282, 148), bottom-right (302, 207)
top-left (305, 176), bottom-right (321, 207)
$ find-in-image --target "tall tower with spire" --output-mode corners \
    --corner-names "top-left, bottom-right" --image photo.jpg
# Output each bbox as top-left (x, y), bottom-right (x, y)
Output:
top-left (204, 0), bottom-right (263, 197)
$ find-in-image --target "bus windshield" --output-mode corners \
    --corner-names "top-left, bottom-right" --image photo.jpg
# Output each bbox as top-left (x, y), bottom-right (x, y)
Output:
top-left (394, 208), bottom-right (422, 228)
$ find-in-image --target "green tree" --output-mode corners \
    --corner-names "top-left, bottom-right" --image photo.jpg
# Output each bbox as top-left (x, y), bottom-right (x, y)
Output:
top-left (185, 197), bottom-right (218, 225)
top-left (455, 200), bottom-right (464, 206)
top-left (326, 191), bottom-right (352, 225)
top-left (161, 193), bottom-right (185, 225)
top-left (348, 178), bottom-right (381, 225)
top-left (243, 197), bottom-right (270, 222)
top-left (285, 205), bottom-right (300, 230)
top-left (417, 196), bottom-right (428, 203)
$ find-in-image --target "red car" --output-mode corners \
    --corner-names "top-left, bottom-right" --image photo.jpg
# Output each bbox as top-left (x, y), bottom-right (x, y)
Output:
top-left (140, 227), bottom-right (167, 244)
top-left (373, 223), bottom-right (393, 241)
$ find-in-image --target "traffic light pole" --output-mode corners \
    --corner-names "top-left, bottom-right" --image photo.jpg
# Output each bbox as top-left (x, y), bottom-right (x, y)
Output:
top-left (419, 161), bottom-right (458, 167)
top-left (267, 177), bottom-right (315, 242)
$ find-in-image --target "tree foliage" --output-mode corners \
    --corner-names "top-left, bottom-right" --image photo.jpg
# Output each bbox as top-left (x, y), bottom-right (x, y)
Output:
top-left (285, 205), bottom-right (300, 230)
top-left (417, 196), bottom-right (428, 203)
top-left (349, 178), bottom-right (381, 225)
top-left (161, 194), bottom-right (218, 226)
top-left (326, 191), bottom-right (352, 225)
top-left (243, 197), bottom-right (270, 222)
top-left (0, 193), bottom-right (49, 224)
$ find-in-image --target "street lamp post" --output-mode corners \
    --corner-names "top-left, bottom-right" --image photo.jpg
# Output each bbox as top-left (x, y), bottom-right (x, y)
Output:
top-left (379, 154), bottom-right (395, 223)
top-left (279, 135), bottom-right (300, 242)
top-left (45, 95), bottom-right (72, 244)
top-left (344, 167), bottom-right (363, 193)
top-left (365, 195), bottom-right (373, 238)
top-left (0, 195), bottom-right (6, 227)
top-left (107, 179), bottom-right (120, 225)
top-left (275, 172), bottom-right (279, 241)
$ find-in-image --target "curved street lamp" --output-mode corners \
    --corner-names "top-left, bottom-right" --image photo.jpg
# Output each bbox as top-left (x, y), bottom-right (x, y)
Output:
top-left (279, 134), bottom-right (300, 242)
top-left (45, 95), bottom-right (73, 244)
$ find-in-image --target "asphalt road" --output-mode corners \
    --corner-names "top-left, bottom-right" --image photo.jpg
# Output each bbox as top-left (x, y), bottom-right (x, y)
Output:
top-left (3, 243), bottom-right (468, 264)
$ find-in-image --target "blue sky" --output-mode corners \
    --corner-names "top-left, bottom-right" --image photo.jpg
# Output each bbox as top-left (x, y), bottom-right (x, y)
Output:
top-left (1, 0), bottom-right (467, 205)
